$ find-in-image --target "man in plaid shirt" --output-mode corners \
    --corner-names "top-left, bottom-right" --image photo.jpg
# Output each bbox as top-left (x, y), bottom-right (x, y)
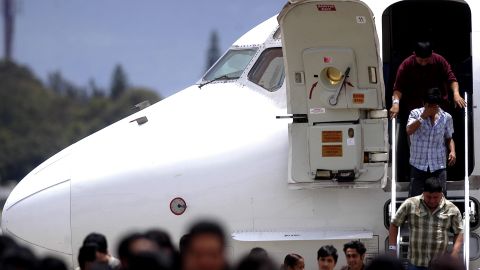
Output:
top-left (388, 177), bottom-right (463, 270)
top-left (406, 87), bottom-right (456, 197)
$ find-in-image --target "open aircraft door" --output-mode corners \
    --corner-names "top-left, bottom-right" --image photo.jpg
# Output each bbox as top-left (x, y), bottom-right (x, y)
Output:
top-left (278, 0), bottom-right (389, 186)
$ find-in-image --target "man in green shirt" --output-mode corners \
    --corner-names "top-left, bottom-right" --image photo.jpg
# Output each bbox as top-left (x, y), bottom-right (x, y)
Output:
top-left (388, 177), bottom-right (463, 270)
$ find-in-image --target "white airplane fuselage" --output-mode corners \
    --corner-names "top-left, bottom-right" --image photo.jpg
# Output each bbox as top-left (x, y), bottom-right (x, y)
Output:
top-left (2, 1), bottom-right (480, 269)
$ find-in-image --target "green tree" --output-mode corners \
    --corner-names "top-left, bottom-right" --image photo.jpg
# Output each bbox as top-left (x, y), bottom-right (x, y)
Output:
top-left (47, 70), bottom-right (87, 100)
top-left (206, 30), bottom-right (220, 72)
top-left (110, 64), bottom-right (128, 99)
top-left (89, 78), bottom-right (104, 98)
top-left (0, 61), bottom-right (161, 183)
top-left (0, 61), bottom-right (58, 181)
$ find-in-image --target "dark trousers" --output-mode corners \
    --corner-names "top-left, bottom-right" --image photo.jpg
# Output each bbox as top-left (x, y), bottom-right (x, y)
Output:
top-left (409, 165), bottom-right (447, 197)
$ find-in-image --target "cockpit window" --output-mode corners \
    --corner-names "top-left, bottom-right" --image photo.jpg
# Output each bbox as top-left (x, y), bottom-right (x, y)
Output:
top-left (248, 48), bottom-right (284, 92)
top-left (202, 48), bottom-right (258, 82)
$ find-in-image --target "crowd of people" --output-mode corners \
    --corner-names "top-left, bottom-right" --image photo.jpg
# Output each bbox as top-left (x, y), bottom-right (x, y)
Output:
top-left (0, 220), bottom-right (466, 270)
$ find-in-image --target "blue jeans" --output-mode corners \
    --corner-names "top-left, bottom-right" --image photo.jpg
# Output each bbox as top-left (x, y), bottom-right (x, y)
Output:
top-left (409, 165), bottom-right (447, 197)
top-left (408, 264), bottom-right (428, 270)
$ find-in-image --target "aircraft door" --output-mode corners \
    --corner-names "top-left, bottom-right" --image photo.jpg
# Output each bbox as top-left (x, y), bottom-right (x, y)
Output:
top-left (278, 0), bottom-right (388, 185)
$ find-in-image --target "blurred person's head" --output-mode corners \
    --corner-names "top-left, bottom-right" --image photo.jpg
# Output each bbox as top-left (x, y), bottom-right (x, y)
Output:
top-left (182, 221), bottom-right (227, 270)
top-left (83, 232), bottom-right (114, 264)
top-left (38, 257), bottom-right (68, 270)
top-left (145, 229), bottom-right (178, 270)
top-left (248, 247), bottom-right (268, 259)
top-left (118, 232), bottom-right (160, 269)
top-left (343, 241), bottom-right (366, 270)
top-left (78, 244), bottom-right (99, 270)
top-left (428, 254), bottom-right (465, 270)
top-left (83, 233), bottom-right (108, 254)
top-left (145, 229), bottom-right (176, 254)
top-left (364, 255), bottom-right (403, 270)
top-left (317, 245), bottom-right (338, 270)
top-left (0, 235), bottom-right (17, 258)
top-left (179, 234), bottom-right (190, 256)
top-left (236, 254), bottom-right (276, 270)
top-left (282, 253), bottom-right (304, 270)
top-left (0, 246), bottom-right (37, 270)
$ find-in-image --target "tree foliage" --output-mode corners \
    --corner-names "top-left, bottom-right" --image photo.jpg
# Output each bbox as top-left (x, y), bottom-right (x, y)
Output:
top-left (0, 60), bottom-right (161, 182)
top-left (206, 31), bottom-right (220, 72)
top-left (110, 64), bottom-right (128, 99)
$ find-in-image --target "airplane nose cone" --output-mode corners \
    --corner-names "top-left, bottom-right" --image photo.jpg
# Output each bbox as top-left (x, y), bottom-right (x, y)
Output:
top-left (1, 153), bottom-right (72, 255)
top-left (2, 180), bottom-right (72, 254)
top-left (2, 180), bottom-right (72, 255)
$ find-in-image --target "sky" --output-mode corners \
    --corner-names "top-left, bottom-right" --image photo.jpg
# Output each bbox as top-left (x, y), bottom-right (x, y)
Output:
top-left (4, 0), bottom-right (286, 98)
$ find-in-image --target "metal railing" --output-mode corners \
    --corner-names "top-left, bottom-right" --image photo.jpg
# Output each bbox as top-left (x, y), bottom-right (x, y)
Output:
top-left (390, 117), bottom-right (400, 256)
top-left (464, 95), bottom-right (470, 270)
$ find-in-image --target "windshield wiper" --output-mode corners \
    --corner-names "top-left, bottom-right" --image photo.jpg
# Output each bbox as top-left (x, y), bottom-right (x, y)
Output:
top-left (198, 74), bottom-right (238, 89)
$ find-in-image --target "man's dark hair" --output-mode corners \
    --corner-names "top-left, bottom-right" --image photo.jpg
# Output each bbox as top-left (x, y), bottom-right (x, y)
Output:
top-left (145, 229), bottom-right (175, 251)
top-left (283, 253), bottom-right (303, 269)
top-left (145, 229), bottom-right (179, 270)
top-left (185, 220), bottom-right (226, 251)
top-left (38, 257), bottom-right (68, 270)
top-left (237, 254), bottom-right (277, 270)
top-left (424, 87), bottom-right (442, 105)
top-left (424, 177), bottom-right (443, 193)
top-left (0, 246), bottom-right (38, 270)
top-left (317, 245), bottom-right (338, 263)
top-left (249, 247), bottom-right (268, 259)
top-left (117, 233), bottom-right (145, 262)
top-left (83, 233), bottom-right (108, 254)
top-left (343, 240), bottom-right (366, 256)
top-left (78, 244), bottom-right (98, 270)
top-left (415, 41), bottom-right (433, 58)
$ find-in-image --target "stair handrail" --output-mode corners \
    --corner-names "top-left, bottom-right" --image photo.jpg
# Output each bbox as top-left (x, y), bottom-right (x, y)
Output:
top-left (390, 117), bottom-right (400, 256)
top-left (464, 95), bottom-right (470, 270)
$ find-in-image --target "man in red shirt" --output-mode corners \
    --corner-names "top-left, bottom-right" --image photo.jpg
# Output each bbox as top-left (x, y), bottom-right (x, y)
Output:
top-left (390, 41), bottom-right (466, 120)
